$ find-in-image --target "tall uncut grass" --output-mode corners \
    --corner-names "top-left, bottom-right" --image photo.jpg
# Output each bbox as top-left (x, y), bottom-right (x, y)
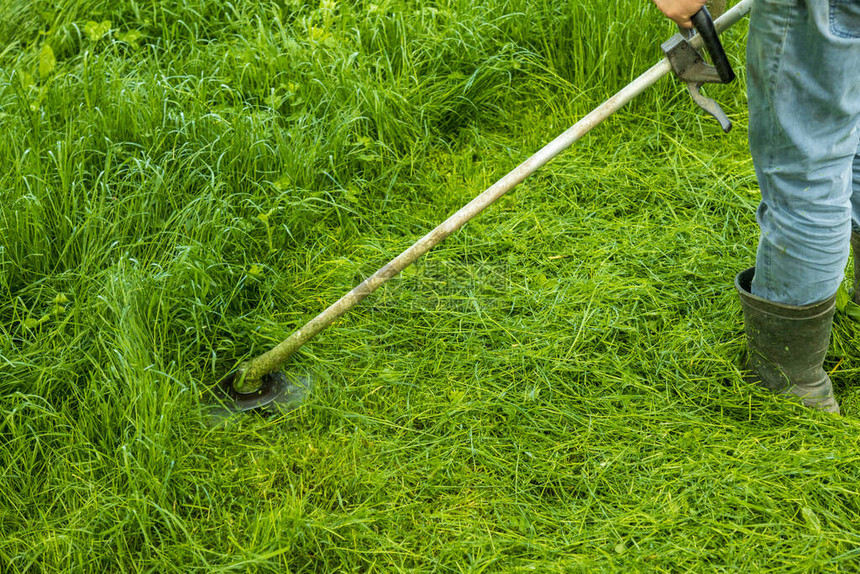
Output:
top-left (3, 0), bottom-right (860, 571)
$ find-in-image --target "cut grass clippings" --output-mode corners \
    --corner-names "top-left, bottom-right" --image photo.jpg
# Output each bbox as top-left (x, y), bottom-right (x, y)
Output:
top-left (2, 0), bottom-right (860, 572)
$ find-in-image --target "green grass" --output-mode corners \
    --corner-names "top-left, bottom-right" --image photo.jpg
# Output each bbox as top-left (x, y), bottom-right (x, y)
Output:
top-left (3, 0), bottom-right (860, 571)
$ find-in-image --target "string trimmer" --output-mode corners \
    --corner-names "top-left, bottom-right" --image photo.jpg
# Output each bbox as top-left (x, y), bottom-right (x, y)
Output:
top-left (212, 0), bottom-right (753, 414)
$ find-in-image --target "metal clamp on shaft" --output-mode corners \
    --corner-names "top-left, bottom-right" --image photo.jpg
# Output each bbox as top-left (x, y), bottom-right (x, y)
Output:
top-left (662, 6), bottom-right (736, 132)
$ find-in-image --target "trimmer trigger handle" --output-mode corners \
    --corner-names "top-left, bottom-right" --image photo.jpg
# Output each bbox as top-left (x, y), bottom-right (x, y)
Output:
top-left (690, 7), bottom-right (735, 84)
top-left (661, 6), bottom-right (736, 132)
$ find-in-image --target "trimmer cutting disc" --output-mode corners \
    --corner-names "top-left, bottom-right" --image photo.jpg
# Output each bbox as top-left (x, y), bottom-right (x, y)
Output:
top-left (208, 370), bottom-right (313, 420)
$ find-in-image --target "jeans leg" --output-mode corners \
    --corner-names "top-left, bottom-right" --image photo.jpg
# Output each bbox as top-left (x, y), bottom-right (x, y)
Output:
top-left (853, 147), bottom-right (860, 233)
top-left (747, 0), bottom-right (860, 305)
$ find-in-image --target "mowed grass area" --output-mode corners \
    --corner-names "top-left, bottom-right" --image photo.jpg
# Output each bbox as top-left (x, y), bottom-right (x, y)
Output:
top-left (3, 0), bottom-right (860, 571)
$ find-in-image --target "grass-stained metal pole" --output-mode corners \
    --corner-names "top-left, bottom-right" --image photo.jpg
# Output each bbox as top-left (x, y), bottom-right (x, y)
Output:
top-left (231, 0), bottom-right (753, 393)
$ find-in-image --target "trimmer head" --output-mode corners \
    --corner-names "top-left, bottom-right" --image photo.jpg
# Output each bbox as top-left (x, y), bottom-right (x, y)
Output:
top-left (208, 370), bottom-right (313, 420)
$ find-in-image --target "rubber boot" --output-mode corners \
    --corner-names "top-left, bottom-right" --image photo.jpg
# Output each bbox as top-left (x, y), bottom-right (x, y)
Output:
top-left (853, 231), bottom-right (860, 305)
top-left (735, 267), bottom-right (840, 414)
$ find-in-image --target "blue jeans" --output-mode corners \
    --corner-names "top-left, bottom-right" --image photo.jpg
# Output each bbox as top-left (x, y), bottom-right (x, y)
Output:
top-left (748, 0), bottom-right (860, 305)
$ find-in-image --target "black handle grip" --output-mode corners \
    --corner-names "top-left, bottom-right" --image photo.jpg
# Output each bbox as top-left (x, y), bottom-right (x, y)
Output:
top-left (691, 7), bottom-right (735, 84)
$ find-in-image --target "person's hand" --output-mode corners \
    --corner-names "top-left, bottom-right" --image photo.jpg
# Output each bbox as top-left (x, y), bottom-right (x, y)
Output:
top-left (652, 0), bottom-right (708, 28)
